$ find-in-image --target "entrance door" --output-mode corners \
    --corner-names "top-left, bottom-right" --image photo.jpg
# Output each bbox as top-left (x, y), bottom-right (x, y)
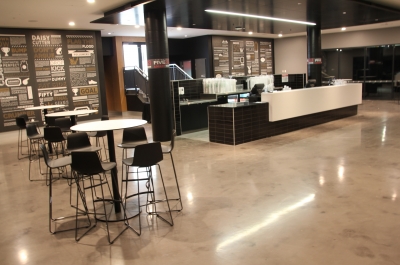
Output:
top-left (195, 58), bottom-right (206, 78)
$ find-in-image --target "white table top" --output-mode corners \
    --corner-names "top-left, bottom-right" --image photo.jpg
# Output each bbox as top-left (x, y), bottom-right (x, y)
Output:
top-left (70, 119), bottom-right (147, 132)
top-left (45, 109), bottom-right (98, 117)
top-left (25, 104), bottom-right (65, 110)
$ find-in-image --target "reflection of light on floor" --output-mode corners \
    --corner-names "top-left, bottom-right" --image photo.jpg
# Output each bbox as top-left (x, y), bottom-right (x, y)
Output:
top-left (382, 125), bottom-right (386, 143)
top-left (319, 176), bottom-right (325, 186)
top-left (216, 194), bottom-right (316, 251)
top-left (19, 249), bottom-right (28, 264)
top-left (338, 166), bottom-right (344, 182)
top-left (187, 192), bottom-right (193, 204)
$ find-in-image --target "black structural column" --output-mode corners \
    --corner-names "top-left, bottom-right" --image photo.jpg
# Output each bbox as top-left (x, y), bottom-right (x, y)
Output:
top-left (144, 0), bottom-right (173, 141)
top-left (306, 0), bottom-right (322, 86)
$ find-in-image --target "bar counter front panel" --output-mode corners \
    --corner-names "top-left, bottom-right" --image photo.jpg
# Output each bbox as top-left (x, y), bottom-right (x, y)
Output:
top-left (208, 84), bottom-right (362, 145)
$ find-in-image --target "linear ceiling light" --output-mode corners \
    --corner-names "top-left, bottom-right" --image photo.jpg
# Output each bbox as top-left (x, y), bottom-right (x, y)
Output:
top-left (205, 9), bottom-right (316, 26)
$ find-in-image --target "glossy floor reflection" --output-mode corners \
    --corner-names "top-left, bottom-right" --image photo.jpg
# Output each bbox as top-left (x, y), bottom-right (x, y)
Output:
top-left (1, 100), bottom-right (400, 265)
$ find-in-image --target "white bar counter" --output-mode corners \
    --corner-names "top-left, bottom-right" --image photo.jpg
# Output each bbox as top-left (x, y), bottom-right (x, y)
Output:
top-left (261, 83), bottom-right (362, 121)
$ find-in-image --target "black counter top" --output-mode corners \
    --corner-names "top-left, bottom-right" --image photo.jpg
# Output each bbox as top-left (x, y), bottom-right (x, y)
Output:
top-left (209, 102), bottom-right (267, 108)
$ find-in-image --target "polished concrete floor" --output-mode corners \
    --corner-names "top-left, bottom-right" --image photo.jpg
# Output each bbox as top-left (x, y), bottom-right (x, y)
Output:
top-left (1, 99), bottom-right (400, 265)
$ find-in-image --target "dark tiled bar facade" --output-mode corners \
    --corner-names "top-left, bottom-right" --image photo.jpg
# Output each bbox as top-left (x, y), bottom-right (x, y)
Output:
top-left (209, 103), bottom-right (358, 145)
top-left (209, 102), bottom-right (269, 145)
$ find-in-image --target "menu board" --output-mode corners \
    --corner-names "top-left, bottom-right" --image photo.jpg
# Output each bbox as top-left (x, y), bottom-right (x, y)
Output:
top-left (245, 41), bottom-right (260, 76)
top-left (231, 40), bottom-right (245, 76)
top-left (260, 41), bottom-right (273, 75)
top-left (67, 35), bottom-right (99, 111)
top-left (0, 30), bottom-right (102, 132)
top-left (212, 36), bottom-right (273, 78)
top-left (212, 39), bottom-right (229, 77)
top-left (0, 34), bottom-right (34, 127)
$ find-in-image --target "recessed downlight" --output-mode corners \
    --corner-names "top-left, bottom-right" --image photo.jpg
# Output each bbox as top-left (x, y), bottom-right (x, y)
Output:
top-left (341, 27), bottom-right (346, 31)
top-left (278, 33), bottom-right (283, 37)
top-left (69, 22), bottom-right (75, 26)
top-left (87, 0), bottom-right (95, 3)
top-left (248, 31), bottom-right (253, 35)
top-left (177, 26), bottom-right (182, 30)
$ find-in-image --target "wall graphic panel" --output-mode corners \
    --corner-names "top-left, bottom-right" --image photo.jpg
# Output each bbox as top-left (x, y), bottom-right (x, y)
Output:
top-left (0, 34), bottom-right (34, 127)
top-left (67, 35), bottom-right (99, 111)
top-left (0, 29), bottom-right (102, 132)
top-left (212, 36), bottom-right (274, 78)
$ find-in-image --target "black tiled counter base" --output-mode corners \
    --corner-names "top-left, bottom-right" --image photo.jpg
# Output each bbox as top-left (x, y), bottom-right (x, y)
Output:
top-left (268, 105), bottom-right (358, 137)
top-left (209, 104), bottom-right (358, 145)
top-left (209, 103), bottom-right (269, 145)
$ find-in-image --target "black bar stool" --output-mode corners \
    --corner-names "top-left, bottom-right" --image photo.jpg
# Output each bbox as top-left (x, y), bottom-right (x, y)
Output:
top-left (122, 142), bottom-right (173, 236)
top-left (71, 151), bottom-right (134, 244)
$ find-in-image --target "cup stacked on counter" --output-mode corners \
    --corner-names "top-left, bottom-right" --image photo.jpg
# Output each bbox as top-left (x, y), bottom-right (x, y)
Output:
top-left (203, 78), bottom-right (237, 94)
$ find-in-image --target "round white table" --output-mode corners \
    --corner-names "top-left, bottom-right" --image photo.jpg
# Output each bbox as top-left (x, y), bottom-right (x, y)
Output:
top-left (70, 119), bottom-right (146, 132)
top-left (46, 109), bottom-right (98, 125)
top-left (71, 119), bottom-right (147, 216)
top-left (25, 104), bottom-right (65, 116)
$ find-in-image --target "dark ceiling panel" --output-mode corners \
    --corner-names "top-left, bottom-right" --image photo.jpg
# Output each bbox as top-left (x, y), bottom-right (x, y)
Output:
top-left (92, 0), bottom-right (400, 35)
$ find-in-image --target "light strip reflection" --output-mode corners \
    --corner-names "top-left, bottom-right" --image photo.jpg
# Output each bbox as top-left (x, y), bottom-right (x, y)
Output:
top-left (216, 194), bottom-right (316, 251)
top-left (205, 10), bottom-right (316, 26)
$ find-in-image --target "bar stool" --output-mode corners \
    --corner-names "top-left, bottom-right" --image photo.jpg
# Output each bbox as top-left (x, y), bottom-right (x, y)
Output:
top-left (26, 123), bottom-right (45, 181)
top-left (122, 142), bottom-right (173, 235)
top-left (39, 144), bottom-right (81, 234)
top-left (44, 127), bottom-right (67, 158)
top-left (16, 117), bottom-right (29, 160)
top-left (71, 151), bottom-right (133, 244)
top-left (87, 131), bottom-right (109, 161)
top-left (160, 130), bottom-right (183, 211)
top-left (118, 126), bottom-right (148, 182)
top-left (66, 132), bottom-right (101, 154)
top-left (16, 115), bottom-right (40, 160)
top-left (54, 117), bottom-right (72, 135)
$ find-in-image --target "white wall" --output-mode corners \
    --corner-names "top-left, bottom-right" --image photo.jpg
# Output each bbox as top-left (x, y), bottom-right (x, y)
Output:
top-left (322, 27), bottom-right (400, 49)
top-left (274, 36), bottom-right (307, 75)
top-left (274, 26), bottom-right (400, 77)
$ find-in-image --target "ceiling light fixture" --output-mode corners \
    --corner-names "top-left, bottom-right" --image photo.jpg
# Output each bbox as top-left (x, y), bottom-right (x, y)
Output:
top-left (177, 26), bottom-right (182, 30)
top-left (278, 33), bottom-right (283, 37)
top-left (341, 27), bottom-right (346, 31)
top-left (248, 31), bottom-right (253, 35)
top-left (87, 0), bottom-right (95, 3)
top-left (205, 9), bottom-right (316, 26)
top-left (69, 22), bottom-right (75, 26)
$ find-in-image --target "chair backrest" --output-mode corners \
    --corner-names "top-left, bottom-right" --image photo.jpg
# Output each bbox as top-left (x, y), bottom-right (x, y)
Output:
top-left (54, 117), bottom-right (71, 130)
top-left (45, 116), bottom-right (57, 126)
top-left (93, 130), bottom-right (107, 137)
top-left (67, 132), bottom-right (91, 150)
top-left (131, 142), bottom-right (163, 167)
top-left (121, 126), bottom-right (147, 144)
top-left (19, 114), bottom-right (29, 121)
top-left (71, 151), bottom-right (104, 175)
top-left (26, 123), bottom-right (40, 137)
top-left (16, 117), bottom-right (26, 129)
top-left (44, 126), bottom-right (65, 142)
top-left (39, 144), bottom-right (51, 167)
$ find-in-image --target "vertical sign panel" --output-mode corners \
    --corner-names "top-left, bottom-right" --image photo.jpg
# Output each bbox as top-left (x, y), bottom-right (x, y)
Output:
top-left (231, 40), bottom-right (245, 76)
top-left (0, 34), bottom-right (34, 127)
top-left (213, 39), bottom-right (229, 77)
top-left (66, 34), bottom-right (99, 111)
top-left (32, 34), bottom-right (68, 121)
